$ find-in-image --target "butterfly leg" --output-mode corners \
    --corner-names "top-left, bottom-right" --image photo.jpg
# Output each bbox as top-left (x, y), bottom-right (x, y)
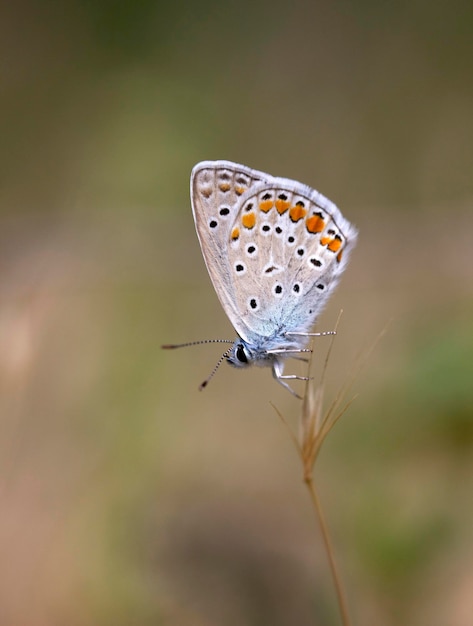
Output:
top-left (272, 360), bottom-right (309, 399)
top-left (284, 331), bottom-right (336, 338)
top-left (267, 348), bottom-right (312, 364)
top-left (267, 348), bottom-right (312, 355)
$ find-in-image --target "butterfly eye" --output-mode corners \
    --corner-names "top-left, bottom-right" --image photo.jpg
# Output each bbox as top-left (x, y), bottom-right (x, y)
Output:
top-left (236, 344), bottom-right (248, 363)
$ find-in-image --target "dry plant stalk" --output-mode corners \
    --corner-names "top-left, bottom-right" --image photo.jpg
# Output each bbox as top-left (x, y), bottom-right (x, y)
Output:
top-left (273, 317), bottom-right (388, 626)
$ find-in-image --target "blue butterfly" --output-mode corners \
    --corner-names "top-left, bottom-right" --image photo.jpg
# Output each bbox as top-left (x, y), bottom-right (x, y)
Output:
top-left (164, 161), bottom-right (357, 396)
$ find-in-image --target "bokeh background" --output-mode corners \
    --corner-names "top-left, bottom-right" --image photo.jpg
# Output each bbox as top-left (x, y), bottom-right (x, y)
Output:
top-left (1, 1), bottom-right (472, 624)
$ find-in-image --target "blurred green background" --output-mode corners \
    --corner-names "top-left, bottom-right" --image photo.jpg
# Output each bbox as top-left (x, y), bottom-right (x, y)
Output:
top-left (1, 1), bottom-right (472, 624)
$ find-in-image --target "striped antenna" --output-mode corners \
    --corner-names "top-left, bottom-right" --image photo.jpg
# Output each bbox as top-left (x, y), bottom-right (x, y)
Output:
top-left (199, 347), bottom-right (234, 391)
top-left (162, 339), bottom-right (234, 349)
top-left (162, 339), bottom-right (235, 391)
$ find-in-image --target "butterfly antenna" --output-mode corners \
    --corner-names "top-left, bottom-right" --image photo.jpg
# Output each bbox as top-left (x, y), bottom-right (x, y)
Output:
top-left (199, 347), bottom-right (233, 391)
top-left (162, 339), bottom-right (234, 350)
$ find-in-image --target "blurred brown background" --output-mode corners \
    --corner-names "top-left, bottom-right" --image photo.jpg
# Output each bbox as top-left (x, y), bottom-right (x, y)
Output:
top-left (1, 1), bottom-right (472, 624)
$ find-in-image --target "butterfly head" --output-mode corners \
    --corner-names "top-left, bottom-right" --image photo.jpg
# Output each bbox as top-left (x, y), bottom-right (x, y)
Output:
top-left (226, 338), bottom-right (279, 369)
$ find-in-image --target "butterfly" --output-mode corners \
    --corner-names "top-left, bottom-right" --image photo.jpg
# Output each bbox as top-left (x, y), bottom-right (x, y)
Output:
top-left (163, 160), bottom-right (358, 396)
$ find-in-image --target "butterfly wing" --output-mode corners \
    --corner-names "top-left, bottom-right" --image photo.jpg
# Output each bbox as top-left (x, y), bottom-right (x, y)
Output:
top-left (224, 178), bottom-right (358, 344)
top-left (191, 161), bottom-right (358, 346)
top-left (191, 161), bottom-right (273, 341)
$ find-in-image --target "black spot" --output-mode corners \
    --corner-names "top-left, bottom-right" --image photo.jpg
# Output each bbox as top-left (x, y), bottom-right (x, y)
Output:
top-left (262, 192), bottom-right (272, 200)
top-left (247, 245), bottom-right (256, 254)
top-left (245, 202), bottom-right (254, 211)
top-left (278, 193), bottom-right (288, 200)
top-left (250, 298), bottom-right (257, 309)
top-left (274, 284), bottom-right (283, 294)
top-left (297, 248), bottom-right (305, 256)
top-left (209, 220), bottom-right (218, 228)
top-left (275, 226), bottom-right (282, 234)
top-left (262, 225), bottom-right (270, 232)
top-left (311, 258), bottom-right (322, 267)
top-left (328, 229), bottom-right (335, 235)
top-left (334, 234), bottom-right (342, 241)
top-left (288, 236), bottom-right (295, 243)
top-left (293, 284), bottom-right (300, 293)
top-left (313, 211), bottom-right (324, 218)
top-left (220, 172), bottom-right (230, 180)
top-left (316, 284), bottom-right (325, 290)
top-left (219, 207), bottom-right (230, 216)
top-left (265, 266), bottom-right (276, 273)
top-left (236, 344), bottom-right (248, 363)
top-left (236, 264), bottom-right (244, 272)
top-left (236, 177), bottom-right (247, 185)
top-left (296, 200), bottom-right (305, 207)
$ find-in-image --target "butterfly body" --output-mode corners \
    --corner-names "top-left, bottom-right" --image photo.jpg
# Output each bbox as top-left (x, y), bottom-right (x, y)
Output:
top-left (189, 160), bottom-right (358, 394)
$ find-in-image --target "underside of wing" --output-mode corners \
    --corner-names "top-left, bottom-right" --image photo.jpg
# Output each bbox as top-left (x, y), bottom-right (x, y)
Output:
top-left (191, 161), bottom-right (273, 339)
top-left (224, 180), bottom-right (358, 341)
top-left (190, 161), bottom-right (358, 347)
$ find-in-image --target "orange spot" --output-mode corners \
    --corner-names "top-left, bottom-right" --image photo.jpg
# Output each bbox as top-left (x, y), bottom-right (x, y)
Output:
top-left (275, 199), bottom-right (290, 214)
top-left (235, 186), bottom-right (245, 196)
top-left (336, 250), bottom-right (343, 263)
top-left (320, 236), bottom-right (331, 246)
top-left (201, 188), bottom-right (212, 198)
top-left (289, 205), bottom-right (307, 222)
top-left (259, 200), bottom-right (273, 213)
top-left (242, 212), bottom-right (256, 229)
top-left (327, 237), bottom-right (342, 252)
top-left (306, 215), bottom-right (325, 233)
top-left (231, 227), bottom-right (240, 240)
top-left (219, 183), bottom-right (231, 192)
